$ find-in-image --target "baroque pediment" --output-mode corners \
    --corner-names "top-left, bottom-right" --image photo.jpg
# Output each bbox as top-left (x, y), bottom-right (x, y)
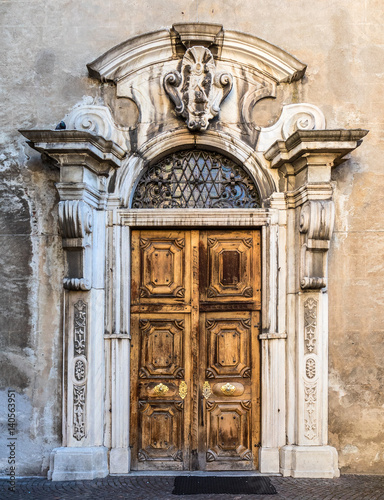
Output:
top-left (87, 23), bottom-right (307, 145)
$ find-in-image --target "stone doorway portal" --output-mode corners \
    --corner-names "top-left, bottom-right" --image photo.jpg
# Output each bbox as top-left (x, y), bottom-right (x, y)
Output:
top-left (19, 23), bottom-right (368, 480)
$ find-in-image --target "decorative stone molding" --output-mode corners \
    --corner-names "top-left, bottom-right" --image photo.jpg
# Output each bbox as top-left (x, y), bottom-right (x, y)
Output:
top-left (21, 25), bottom-right (370, 482)
top-left (265, 129), bottom-right (369, 175)
top-left (264, 128), bottom-right (368, 477)
top-left (265, 129), bottom-right (369, 209)
top-left (164, 46), bottom-right (233, 131)
top-left (20, 130), bottom-right (125, 179)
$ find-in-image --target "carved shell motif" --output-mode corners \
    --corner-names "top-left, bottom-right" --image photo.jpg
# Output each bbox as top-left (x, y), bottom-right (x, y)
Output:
top-left (163, 46), bottom-right (233, 131)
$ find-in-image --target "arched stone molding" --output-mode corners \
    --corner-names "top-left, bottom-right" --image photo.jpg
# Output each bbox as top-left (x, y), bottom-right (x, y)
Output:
top-left (88, 23), bottom-right (306, 84)
top-left (19, 23), bottom-right (369, 481)
top-left (87, 23), bottom-right (307, 151)
top-left (112, 129), bottom-right (276, 209)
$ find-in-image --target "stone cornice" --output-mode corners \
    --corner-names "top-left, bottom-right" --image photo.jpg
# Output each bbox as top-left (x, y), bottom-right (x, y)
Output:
top-left (265, 129), bottom-right (369, 170)
top-left (19, 130), bottom-right (125, 175)
top-left (87, 29), bottom-right (172, 82)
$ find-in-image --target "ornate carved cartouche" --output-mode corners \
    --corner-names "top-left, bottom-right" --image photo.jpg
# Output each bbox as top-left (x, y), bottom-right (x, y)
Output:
top-left (163, 46), bottom-right (233, 131)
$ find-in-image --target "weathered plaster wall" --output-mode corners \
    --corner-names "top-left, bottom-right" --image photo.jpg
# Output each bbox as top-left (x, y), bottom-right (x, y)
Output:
top-left (0, 0), bottom-right (383, 475)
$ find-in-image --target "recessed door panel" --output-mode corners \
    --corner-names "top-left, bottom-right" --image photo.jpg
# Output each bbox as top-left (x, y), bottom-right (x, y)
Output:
top-left (131, 231), bottom-right (190, 308)
top-left (138, 401), bottom-right (184, 469)
top-left (138, 318), bottom-right (185, 379)
top-left (205, 315), bottom-right (251, 379)
top-left (206, 400), bottom-right (253, 469)
top-left (199, 232), bottom-right (260, 305)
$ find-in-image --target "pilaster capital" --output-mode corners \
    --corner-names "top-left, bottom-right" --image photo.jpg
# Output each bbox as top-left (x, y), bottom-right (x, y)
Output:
top-left (19, 129), bottom-right (125, 208)
top-left (20, 129), bottom-right (125, 174)
top-left (264, 129), bottom-right (368, 201)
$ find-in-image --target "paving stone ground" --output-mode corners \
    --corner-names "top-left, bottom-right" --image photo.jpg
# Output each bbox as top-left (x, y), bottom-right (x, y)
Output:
top-left (1, 474), bottom-right (384, 500)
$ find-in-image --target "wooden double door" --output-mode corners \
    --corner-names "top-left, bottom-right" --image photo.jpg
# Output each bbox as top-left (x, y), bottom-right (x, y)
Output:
top-left (130, 229), bottom-right (261, 471)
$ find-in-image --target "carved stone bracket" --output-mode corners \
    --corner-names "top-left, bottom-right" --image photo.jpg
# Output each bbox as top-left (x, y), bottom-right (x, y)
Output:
top-left (59, 200), bottom-right (93, 290)
top-left (164, 46), bottom-right (233, 131)
top-left (299, 200), bottom-right (335, 290)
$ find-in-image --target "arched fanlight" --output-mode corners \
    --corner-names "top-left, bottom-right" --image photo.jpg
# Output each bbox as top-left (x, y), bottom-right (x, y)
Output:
top-left (131, 149), bottom-right (261, 209)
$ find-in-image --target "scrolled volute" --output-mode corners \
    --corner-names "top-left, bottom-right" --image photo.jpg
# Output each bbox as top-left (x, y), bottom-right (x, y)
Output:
top-left (58, 200), bottom-right (93, 291)
top-left (58, 200), bottom-right (93, 240)
top-left (299, 200), bottom-right (335, 290)
top-left (299, 201), bottom-right (335, 241)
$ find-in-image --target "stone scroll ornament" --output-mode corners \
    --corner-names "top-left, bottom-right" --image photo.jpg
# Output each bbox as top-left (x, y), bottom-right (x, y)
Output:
top-left (163, 46), bottom-right (233, 131)
top-left (299, 200), bottom-right (335, 290)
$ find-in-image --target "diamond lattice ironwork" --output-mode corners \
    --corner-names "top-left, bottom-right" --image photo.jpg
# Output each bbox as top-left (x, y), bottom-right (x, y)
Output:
top-left (131, 150), bottom-right (261, 209)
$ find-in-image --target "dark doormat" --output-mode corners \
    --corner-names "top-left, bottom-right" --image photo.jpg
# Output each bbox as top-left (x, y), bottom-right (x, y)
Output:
top-left (172, 476), bottom-right (277, 495)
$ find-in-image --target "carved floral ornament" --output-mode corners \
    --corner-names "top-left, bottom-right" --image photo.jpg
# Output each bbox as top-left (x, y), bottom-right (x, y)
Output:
top-left (163, 46), bottom-right (233, 131)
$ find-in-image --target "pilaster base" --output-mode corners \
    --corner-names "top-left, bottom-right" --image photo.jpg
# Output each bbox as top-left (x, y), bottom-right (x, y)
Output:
top-left (110, 447), bottom-right (131, 474)
top-left (280, 445), bottom-right (340, 478)
top-left (48, 446), bottom-right (109, 481)
top-left (259, 447), bottom-right (280, 474)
